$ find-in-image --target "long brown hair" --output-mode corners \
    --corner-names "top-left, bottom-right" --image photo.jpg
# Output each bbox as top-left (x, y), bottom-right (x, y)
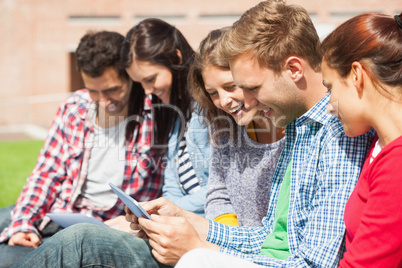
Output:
top-left (188, 27), bottom-right (240, 144)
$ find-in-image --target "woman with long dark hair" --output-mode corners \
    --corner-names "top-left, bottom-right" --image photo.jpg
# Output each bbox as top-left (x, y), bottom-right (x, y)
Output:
top-left (121, 18), bottom-right (210, 215)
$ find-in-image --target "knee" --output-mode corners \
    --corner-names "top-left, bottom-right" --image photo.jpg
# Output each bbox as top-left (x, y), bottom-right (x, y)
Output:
top-left (52, 223), bottom-right (104, 244)
top-left (176, 248), bottom-right (213, 268)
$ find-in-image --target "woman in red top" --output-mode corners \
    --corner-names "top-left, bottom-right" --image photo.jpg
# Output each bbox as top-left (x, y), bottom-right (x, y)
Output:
top-left (321, 12), bottom-right (402, 267)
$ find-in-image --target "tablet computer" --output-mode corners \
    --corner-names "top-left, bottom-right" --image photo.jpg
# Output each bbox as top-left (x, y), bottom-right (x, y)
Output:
top-left (46, 213), bottom-right (108, 228)
top-left (109, 182), bottom-right (152, 220)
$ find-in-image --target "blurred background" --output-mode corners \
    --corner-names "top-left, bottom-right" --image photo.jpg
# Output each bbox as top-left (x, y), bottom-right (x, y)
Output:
top-left (0, 0), bottom-right (401, 206)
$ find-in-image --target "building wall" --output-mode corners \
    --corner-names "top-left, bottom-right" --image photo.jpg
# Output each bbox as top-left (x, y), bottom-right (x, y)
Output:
top-left (0, 0), bottom-right (400, 137)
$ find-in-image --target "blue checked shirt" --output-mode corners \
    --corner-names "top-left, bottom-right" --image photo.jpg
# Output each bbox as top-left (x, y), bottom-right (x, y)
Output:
top-left (206, 94), bottom-right (374, 267)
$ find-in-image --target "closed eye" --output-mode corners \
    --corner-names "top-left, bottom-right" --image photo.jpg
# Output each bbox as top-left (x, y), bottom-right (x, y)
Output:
top-left (224, 84), bottom-right (236, 91)
top-left (208, 91), bottom-right (217, 97)
top-left (243, 86), bottom-right (260, 92)
top-left (322, 81), bottom-right (331, 93)
top-left (144, 76), bottom-right (156, 83)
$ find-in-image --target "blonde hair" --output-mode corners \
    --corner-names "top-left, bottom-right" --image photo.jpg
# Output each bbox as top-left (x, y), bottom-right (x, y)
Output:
top-left (217, 0), bottom-right (322, 74)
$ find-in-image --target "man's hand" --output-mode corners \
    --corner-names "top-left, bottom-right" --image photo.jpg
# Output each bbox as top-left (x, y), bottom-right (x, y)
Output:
top-left (104, 215), bottom-right (137, 234)
top-left (139, 214), bottom-right (218, 266)
top-left (125, 197), bottom-right (184, 238)
top-left (8, 232), bottom-right (42, 248)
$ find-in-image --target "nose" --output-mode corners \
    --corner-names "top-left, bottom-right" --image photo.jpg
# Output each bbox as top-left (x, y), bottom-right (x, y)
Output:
top-left (141, 83), bottom-right (155, 95)
top-left (242, 90), bottom-right (258, 109)
top-left (98, 92), bottom-right (111, 108)
top-left (327, 99), bottom-right (338, 115)
top-left (219, 90), bottom-right (234, 109)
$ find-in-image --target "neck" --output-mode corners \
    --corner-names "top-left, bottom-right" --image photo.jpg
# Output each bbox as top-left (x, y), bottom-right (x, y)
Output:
top-left (302, 68), bottom-right (328, 111)
top-left (371, 100), bottom-right (402, 146)
top-left (96, 106), bottom-right (127, 128)
top-left (362, 82), bottom-right (402, 146)
top-left (251, 118), bottom-right (285, 144)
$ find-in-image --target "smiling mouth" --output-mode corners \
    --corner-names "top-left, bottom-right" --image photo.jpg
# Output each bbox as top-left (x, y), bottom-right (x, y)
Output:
top-left (107, 103), bottom-right (116, 112)
top-left (155, 90), bottom-right (163, 96)
top-left (263, 108), bottom-right (273, 117)
top-left (228, 102), bottom-right (244, 114)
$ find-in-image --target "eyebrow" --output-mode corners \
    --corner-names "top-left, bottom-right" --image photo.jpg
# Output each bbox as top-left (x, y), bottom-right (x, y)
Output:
top-left (237, 84), bottom-right (260, 91)
top-left (204, 80), bottom-right (235, 92)
top-left (86, 85), bottom-right (122, 92)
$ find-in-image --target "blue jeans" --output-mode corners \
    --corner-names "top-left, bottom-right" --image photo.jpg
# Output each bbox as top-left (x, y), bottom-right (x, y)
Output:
top-left (13, 223), bottom-right (173, 268)
top-left (0, 205), bottom-right (33, 268)
top-left (0, 205), bottom-right (63, 268)
top-left (0, 205), bottom-right (14, 234)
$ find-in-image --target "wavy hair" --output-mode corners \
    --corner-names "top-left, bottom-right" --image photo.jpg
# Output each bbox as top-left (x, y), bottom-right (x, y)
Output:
top-left (188, 27), bottom-right (240, 144)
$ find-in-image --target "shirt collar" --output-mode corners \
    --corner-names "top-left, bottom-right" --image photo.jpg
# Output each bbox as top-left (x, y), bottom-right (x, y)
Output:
top-left (144, 94), bottom-right (152, 111)
top-left (296, 93), bottom-right (333, 127)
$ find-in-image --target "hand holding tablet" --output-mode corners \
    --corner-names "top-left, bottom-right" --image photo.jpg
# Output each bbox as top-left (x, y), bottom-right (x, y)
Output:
top-left (109, 182), bottom-right (152, 220)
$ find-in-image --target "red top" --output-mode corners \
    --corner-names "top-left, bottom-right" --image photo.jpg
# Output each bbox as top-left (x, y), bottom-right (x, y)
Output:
top-left (339, 135), bottom-right (402, 268)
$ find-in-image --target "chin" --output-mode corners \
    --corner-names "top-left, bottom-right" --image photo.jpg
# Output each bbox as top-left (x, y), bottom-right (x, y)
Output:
top-left (343, 128), bottom-right (361, 138)
top-left (235, 117), bottom-right (252, 126)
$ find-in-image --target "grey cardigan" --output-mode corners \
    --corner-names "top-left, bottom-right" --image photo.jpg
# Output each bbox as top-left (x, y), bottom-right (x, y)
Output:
top-left (205, 127), bottom-right (285, 227)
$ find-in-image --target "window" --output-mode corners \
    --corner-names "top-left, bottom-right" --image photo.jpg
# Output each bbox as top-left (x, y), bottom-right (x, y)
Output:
top-left (69, 52), bottom-right (84, 92)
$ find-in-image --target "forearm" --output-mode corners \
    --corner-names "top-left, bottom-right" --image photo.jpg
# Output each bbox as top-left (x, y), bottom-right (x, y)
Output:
top-left (180, 209), bottom-right (210, 240)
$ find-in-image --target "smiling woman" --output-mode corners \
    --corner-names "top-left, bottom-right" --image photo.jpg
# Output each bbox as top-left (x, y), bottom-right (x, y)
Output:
top-left (121, 18), bottom-right (211, 215)
top-left (121, 18), bottom-right (195, 151)
top-left (188, 27), bottom-right (285, 227)
top-left (126, 60), bottom-right (173, 105)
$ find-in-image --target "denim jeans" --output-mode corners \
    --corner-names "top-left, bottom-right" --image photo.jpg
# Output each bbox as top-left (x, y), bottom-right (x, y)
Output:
top-left (0, 205), bottom-right (14, 234)
top-left (0, 205), bottom-right (63, 268)
top-left (13, 223), bottom-right (173, 268)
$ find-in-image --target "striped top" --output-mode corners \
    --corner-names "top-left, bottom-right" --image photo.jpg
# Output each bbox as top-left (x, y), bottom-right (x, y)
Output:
top-left (177, 134), bottom-right (201, 194)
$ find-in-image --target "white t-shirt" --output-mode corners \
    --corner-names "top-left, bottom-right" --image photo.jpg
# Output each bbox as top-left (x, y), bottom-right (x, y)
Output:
top-left (80, 118), bottom-right (127, 207)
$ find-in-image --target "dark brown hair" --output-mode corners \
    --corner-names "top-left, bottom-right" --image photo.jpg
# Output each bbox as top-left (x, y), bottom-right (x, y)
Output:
top-left (76, 31), bottom-right (127, 80)
top-left (322, 12), bottom-right (402, 95)
top-left (121, 18), bottom-right (195, 154)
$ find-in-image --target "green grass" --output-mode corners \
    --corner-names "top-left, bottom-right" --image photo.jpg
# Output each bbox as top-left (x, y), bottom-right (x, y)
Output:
top-left (0, 140), bottom-right (44, 208)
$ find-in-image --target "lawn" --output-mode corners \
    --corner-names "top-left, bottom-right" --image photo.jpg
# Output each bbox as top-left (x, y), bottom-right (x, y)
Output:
top-left (0, 140), bottom-right (44, 208)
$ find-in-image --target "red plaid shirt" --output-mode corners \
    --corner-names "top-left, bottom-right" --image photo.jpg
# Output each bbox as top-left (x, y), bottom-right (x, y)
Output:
top-left (0, 89), bottom-right (163, 242)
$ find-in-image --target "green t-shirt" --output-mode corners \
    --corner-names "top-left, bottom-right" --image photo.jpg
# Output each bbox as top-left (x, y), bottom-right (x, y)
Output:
top-left (259, 160), bottom-right (291, 259)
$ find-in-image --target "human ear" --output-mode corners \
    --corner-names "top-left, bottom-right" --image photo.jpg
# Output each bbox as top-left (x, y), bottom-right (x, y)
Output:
top-left (351, 61), bottom-right (364, 93)
top-left (284, 56), bottom-right (303, 82)
top-left (176, 49), bottom-right (183, 65)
